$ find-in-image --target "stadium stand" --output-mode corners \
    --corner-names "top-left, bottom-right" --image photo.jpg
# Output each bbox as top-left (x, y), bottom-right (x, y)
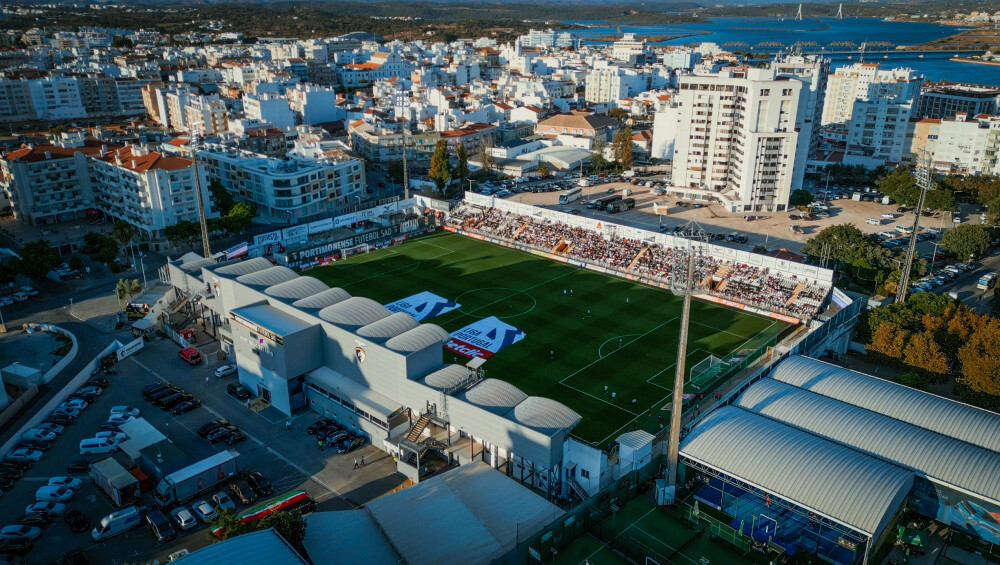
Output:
top-left (449, 205), bottom-right (830, 319)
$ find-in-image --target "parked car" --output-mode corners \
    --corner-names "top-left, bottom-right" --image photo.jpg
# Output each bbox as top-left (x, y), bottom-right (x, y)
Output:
top-left (0, 537), bottom-right (32, 555)
top-left (21, 429), bottom-right (56, 443)
top-left (35, 486), bottom-right (75, 502)
top-left (20, 512), bottom-right (53, 527)
top-left (108, 406), bottom-right (141, 418)
top-left (141, 383), bottom-right (172, 401)
top-left (53, 405), bottom-right (83, 417)
top-left (96, 423), bottom-right (121, 433)
top-left (85, 377), bottom-right (109, 389)
top-left (106, 414), bottom-right (136, 426)
top-left (79, 439), bottom-right (119, 456)
top-left (71, 387), bottom-right (102, 402)
top-left (225, 430), bottom-right (248, 446)
top-left (212, 492), bottom-right (236, 512)
top-left (48, 477), bottom-right (83, 490)
top-left (25, 502), bottom-right (65, 517)
top-left (244, 471), bottom-right (273, 496)
top-left (15, 440), bottom-right (50, 452)
top-left (155, 393), bottom-right (192, 411)
top-left (34, 423), bottom-right (64, 436)
top-left (196, 419), bottom-right (230, 438)
top-left (63, 509), bottom-right (89, 533)
top-left (226, 383), bottom-right (252, 401)
top-left (0, 477), bottom-right (15, 491)
top-left (335, 434), bottom-right (367, 454)
top-left (145, 510), bottom-right (177, 543)
top-left (214, 365), bottom-right (237, 378)
top-left (170, 399), bottom-right (201, 415)
top-left (0, 467), bottom-right (24, 480)
top-left (0, 461), bottom-right (31, 472)
top-left (66, 459), bottom-right (91, 474)
top-left (191, 500), bottom-right (217, 522)
top-left (0, 526), bottom-right (41, 541)
top-left (207, 426), bottom-right (239, 444)
top-left (322, 430), bottom-right (350, 445)
top-left (229, 480), bottom-right (257, 505)
top-left (307, 419), bottom-right (340, 435)
top-left (169, 507), bottom-right (197, 531)
top-left (5, 450), bottom-right (42, 463)
top-left (94, 431), bottom-right (127, 442)
top-left (44, 414), bottom-right (73, 426)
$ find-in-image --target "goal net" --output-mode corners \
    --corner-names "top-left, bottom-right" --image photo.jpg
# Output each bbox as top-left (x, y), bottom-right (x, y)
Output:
top-left (342, 243), bottom-right (371, 258)
top-left (688, 354), bottom-right (726, 391)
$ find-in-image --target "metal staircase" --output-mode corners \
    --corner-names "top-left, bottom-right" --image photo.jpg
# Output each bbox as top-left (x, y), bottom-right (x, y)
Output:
top-left (567, 475), bottom-right (589, 501)
top-left (406, 413), bottom-right (431, 443)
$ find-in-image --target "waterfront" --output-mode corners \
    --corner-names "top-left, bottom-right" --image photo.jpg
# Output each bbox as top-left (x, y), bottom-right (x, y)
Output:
top-left (569, 17), bottom-right (1000, 84)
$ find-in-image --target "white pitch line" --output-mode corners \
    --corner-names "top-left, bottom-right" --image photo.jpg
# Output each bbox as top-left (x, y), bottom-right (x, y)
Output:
top-left (560, 381), bottom-right (640, 415)
top-left (560, 317), bottom-right (679, 384)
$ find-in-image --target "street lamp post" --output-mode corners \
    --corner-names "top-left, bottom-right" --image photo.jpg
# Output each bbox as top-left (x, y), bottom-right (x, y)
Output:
top-left (139, 254), bottom-right (148, 291)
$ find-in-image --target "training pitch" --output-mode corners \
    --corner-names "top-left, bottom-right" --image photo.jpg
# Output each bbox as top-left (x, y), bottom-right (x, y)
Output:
top-left (310, 231), bottom-right (787, 446)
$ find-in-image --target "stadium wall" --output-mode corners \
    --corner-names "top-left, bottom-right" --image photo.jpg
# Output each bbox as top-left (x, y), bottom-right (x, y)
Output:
top-left (463, 192), bottom-right (835, 286)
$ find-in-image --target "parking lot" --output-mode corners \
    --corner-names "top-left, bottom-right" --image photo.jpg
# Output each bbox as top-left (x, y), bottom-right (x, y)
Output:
top-left (0, 336), bottom-right (403, 564)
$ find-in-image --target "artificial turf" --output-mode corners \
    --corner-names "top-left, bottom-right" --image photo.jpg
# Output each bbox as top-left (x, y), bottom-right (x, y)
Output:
top-left (309, 231), bottom-right (786, 446)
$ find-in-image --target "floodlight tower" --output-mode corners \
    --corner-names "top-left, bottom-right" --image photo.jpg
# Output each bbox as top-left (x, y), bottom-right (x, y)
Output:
top-left (666, 222), bottom-right (708, 494)
top-left (187, 130), bottom-right (212, 259)
top-left (895, 155), bottom-right (934, 304)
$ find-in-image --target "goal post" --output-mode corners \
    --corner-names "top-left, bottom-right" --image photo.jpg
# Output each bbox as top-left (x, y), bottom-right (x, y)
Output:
top-left (342, 243), bottom-right (371, 258)
top-left (688, 354), bottom-right (724, 390)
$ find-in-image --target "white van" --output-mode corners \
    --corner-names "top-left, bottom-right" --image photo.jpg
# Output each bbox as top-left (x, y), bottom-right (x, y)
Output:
top-left (866, 218), bottom-right (881, 225)
top-left (79, 438), bottom-right (119, 455)
top-left (92, 506), bottom-right (142, 541)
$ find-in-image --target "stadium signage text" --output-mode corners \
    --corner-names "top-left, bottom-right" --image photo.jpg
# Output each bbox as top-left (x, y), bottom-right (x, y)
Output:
top-left (447, 316), bottom-right (526, 359)
top-left (287, 225), bottom-right (402, 262)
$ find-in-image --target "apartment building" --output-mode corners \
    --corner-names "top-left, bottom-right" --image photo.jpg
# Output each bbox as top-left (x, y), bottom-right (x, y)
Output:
top-left (535, 110), bottom-right (620, 143)
top-left (518, 29), bottom-right (578, 49)
top-left (243, 92), bottom-right (296, 131)
top-left (916, 81), bottom-right (1000, 120)
top-left (907, 113), bottom-right (1000, 176)
top-left (286, 84), bottom-right (344, 125)
top-left (92, 145), bottom-right (217, 240)
top-left (584, 68), bottom-right (628, 106)
top-left (672, 67), bottom-right (803, 212)
top-left (0, 135), bottom-right (102, 225)
top-left (197, 145), bottom-right (365, 225)
top-left (184, 94), bottom-right (229, 135)
top-left (349, 121), bottom-right (440, 166)
top-left (26, 76), bottom-right (86, 121)
top-left (771, 54), bottom-right (829, 162)
top-left (0, 79), bottom-right (34, 122)
top-left (821, 63), bottom-right (922, 127)
top-left (611, 33), bottom-right (648, 65)
top-left (339, 51), bottom-right (413, 87)
top-left (439, 123), bottom-right (497, 158)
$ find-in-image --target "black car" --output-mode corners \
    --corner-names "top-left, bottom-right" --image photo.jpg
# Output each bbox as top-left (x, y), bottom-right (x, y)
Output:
top-left (157, 393), bottom-right (193, 410)
top-left (207, 425), bottom-right (239, 443)
top-left (147, 387), bottom-right (181, 403)
top-left (70, 390), bottom-right (100, 403)
top-left (64, 510), bottom-right (89, 533)
top-left (0, 477), bottom-right (15, 490)
top-left (96, 423), bottom-right (121, 433)
top-left (141, 383), bottom-right (170, 401)
top-left (225, 430), bottom-right (248, 446)
top-left (86, 377), bottom-right (109, 389)
top-left (45, 414), bottom-right (73, 425)
top-left (335, 435), bottom-right (367, 454)
top-left (0, 538), bottom-right (31, 555)
top-left (0, 467), bottom-right (24, 479)
top-left (306, 419), bottom-right (336, 435)
top-left (313, 420), bottom-right (344, 436)
top-left (196, 419), bottom-right (230, 438)
top-left (245, 470), bottom-right (273, 496)
top-left (66, 459), bottom-right (91, 474)
top-left (145, 510), bottom-right (176, 543)
top-left (229, 480), bottom-right (257, 505)
top-left (322, 430), bottom-right (350, 445)
top-left (20, 512), bottom-right (53, 526)
top-left (226, 383), bottom-right (252, 401)
top-left (0, 461), bottom-right (30, 472)
top-left (17, 439), bottom-right (51, 452)
top-left (170, 399), bottom-right (201, 415)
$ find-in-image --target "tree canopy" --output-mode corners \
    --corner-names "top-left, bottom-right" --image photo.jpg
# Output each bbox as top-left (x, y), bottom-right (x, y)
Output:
top-left (17, 240), bottom-right (60, 280)
top-left (428, 140), bottom-right (451, 191)
top-left (876, 166), bottom-right (955, 211)
top-left (941, 223), bottom-right (991, 260)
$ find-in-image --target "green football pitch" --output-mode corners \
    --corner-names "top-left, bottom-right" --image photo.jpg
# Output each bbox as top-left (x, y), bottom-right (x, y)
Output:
top-left (309, 231), bottom-right (787, 446)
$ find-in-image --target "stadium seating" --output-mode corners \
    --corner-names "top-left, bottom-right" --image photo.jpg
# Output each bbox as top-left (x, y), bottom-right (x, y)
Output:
top-left (449, 206), bottom-right (830, 319)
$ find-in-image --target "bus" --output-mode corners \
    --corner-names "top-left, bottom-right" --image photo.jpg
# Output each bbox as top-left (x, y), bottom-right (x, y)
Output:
top-left (558, 187), bottom-right (583, 204)
top-left (210, 490), bottom-right (315, 538)
top-left (977, 272), bottom-right (998, 291)
top-left (588, 195), bottom-right (622, 210)
top-left (607, 198), bottom-right (636, 213)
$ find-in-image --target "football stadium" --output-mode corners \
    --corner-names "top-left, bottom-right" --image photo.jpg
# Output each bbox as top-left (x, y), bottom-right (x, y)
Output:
top-left (308, 230), bottom-right (788, 446)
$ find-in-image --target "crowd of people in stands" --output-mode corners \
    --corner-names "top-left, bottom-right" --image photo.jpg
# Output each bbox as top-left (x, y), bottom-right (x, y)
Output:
top-left (449, 206), bottom-right (829, 318)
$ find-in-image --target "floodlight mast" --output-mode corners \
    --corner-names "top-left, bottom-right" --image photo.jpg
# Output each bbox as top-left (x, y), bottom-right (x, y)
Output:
top-left (895, 153), bottom-right (933, 304)
top-left (666, 222), bottom-right (707, 492)
top-left (187, 131), bottom-right (212, 259)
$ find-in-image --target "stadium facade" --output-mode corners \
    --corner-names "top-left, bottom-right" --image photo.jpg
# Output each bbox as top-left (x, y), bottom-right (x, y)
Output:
top-left (681, 355), bottom-right (1000, 564)
top-left (164, 195), bottom-right (861, 499)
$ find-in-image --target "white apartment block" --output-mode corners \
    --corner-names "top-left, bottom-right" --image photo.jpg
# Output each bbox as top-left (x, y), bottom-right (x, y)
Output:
top-left (916, 82), bottom-right (1000, 120)
top-left (197, 145), bottom-right (365, 225)
top-left (286, 84), bottom-right (344, 125)
top-left (771, 54), bottom-right (829, 162)
top-left (339, 52), bottom-right (413, 87)
top-left (348, 121), bottom-right (441, 165)
top-left (0, 136), bottom-right (99, 225)
top-left (243, 92), bottom-right (296, 132)
top-left (844, 97), bottom-right (917, 167)
top-left (820, 63), bottom-right (923, 126)
top-left (518, 29), bottom-right (578, 49)
top-left (27, 76), bottom-right (86, 121)
top-left (584, 68), bottom-right (628, 106)
top-left (672, 68), bottom-right (803, 212)
top-left (0, 79), bottom-right (35, 122)
top-left (184, 94), bottom-right (229, 136)
top-left (92, 145), bottom-right (218, 240)
top-left (611, 34), bottom-right (648, 65)
top-left (910, 113), bottom-right (1000, 176)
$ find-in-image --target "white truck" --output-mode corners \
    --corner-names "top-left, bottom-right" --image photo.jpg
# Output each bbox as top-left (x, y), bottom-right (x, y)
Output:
top-left (153, 450), bottom-right (241, 508)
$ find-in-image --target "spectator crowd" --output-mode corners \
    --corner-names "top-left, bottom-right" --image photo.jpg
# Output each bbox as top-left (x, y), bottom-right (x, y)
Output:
top-left (450, 206), bottom-right (829, 319)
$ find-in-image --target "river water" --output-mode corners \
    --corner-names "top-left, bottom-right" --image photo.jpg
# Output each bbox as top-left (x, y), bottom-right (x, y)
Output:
top-left (567, 17), bottom-right (999, 84)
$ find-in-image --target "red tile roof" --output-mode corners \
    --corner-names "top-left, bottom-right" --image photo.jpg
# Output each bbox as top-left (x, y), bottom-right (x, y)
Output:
top-left (99, 146), bottom-right (192, 172)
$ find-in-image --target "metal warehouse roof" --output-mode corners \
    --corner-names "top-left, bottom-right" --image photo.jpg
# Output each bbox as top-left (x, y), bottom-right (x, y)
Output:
top-left (178, 528), bottom-right (307, 565)
top-left (385, 324), bottom-right (450, 354)
top-left (421, 365), bottom-right (470, 391)
top-left (357, 312), bottom-right (420, 342)
top-left (178, 257), bottom-right (217, 272)
top-left (509, 396), bottom-right (582, 434)
top-left (459, 379), bottom-right (528, 414)
top-left (303, 510), bottom-right (400, 565)
top-left (292, 287), bottom-right (351, 310)
top-left (236, 265), bottom-right (298, 288)
top-left (681, 406), bottom-right (914, 536)
top-left (214, 257), bottom-right (273, 276)
top-left (264, 276), bottom-right (329, 300)
top-left (737, 378), bottom-right (1000, 503)
top-left (364, 462), bottom-right (562, 565)
top-left (771, 356), bottom-right (1000, 453)
top-left (318, 297), bottom-right (392, 329)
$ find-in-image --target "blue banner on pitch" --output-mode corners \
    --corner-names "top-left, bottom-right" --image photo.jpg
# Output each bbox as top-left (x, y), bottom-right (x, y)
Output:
top-left (446, 316), bottom-right (526, 359)
top-left (384, 291), bottom-right (460, 322)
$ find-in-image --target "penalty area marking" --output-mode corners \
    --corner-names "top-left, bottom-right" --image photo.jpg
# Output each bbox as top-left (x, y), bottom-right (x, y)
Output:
top-left (597, 334), bottom-right (643, 359)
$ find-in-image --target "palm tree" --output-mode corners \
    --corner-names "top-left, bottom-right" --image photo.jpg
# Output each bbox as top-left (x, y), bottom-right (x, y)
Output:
top-left (112, 221), bottom-right (136, 264)
top-left (114, 278), bottom-right (143, 312)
